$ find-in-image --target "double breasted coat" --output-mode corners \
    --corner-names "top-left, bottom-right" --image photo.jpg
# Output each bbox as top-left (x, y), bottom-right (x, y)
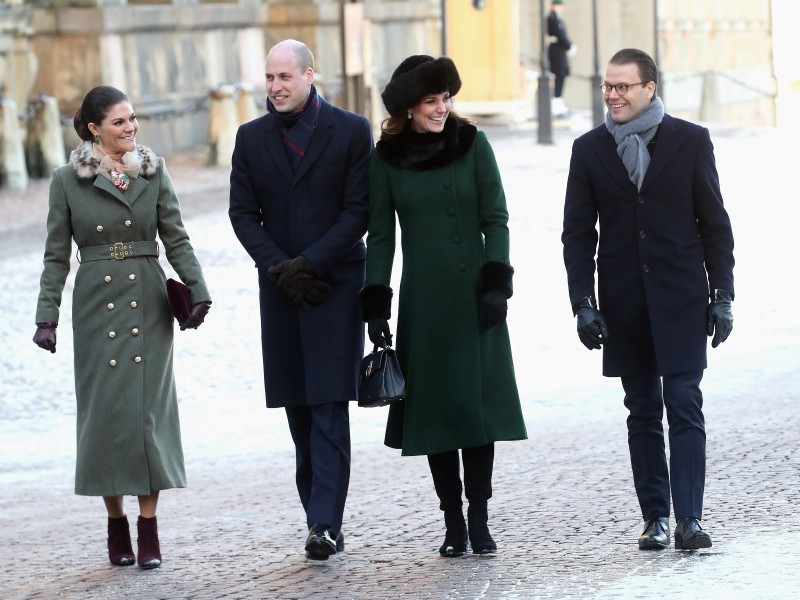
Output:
top-left (35, 142), bottom-right (211, 496)
top-left (561, 114), bottom-right (735, 376)
top-left (228, 98), bottom-right (372, 407)
top-left (366, 119), bottom-right (527, 456)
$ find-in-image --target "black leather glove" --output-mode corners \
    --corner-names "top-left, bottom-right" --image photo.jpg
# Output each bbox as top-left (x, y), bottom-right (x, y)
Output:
top-left (268, 256), bottom-right (313, 292)
top-left (707, 289), bottom-right (733, 348)
top-left (295, 276), bottom-right (331, 306)
top-left (180, 302), bottom-right (211, 330)
top-left (574, 297), bottom-right (608, 350)
top-left (482, 291), bottom-right (508, 329)
top-left (33, 321), bottom-right (57, 353)
top-left (479, 261), bottom-right (514, 330)
top-left (367, 318), bottom-right (393, 347)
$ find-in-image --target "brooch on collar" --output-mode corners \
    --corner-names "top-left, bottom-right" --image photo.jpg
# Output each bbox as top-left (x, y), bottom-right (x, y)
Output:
top-left (110, 170), bottom-right (130, 192)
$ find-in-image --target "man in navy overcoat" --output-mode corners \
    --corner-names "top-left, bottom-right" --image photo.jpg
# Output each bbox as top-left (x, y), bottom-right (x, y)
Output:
top-left (562, 49), bottom-right (734, 551)
top-left (229, 39), bottom-right (372, 560)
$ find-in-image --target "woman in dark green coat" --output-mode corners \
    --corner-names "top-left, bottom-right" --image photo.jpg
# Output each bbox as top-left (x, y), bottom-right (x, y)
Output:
top-left (360, 56), bottom-right (527, 558)
top-left (33, 86), bottom-right (211, 569)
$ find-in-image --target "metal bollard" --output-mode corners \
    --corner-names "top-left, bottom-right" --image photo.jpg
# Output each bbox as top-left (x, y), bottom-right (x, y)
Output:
top-left (0, 99), bottom-right (29, 190)
top-left (207, 85), bottom-right (237, 168)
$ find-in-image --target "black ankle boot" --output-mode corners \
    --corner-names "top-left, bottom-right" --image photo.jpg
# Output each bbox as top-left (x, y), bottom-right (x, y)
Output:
top-left (439, 508), bottom-right (468, 557)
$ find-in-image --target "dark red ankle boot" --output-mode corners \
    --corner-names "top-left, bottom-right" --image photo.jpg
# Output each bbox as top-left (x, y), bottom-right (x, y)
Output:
top-left (136, 515), bottom-right (162, 569)
top-left (107, 516), bottom-right (135, 566)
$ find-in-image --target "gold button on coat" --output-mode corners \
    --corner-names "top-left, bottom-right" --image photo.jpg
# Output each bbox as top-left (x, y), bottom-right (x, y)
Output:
top-left (104, 276), bottom-right (111, 283)
top-left (108, 331), bottom-right (116, 338)
top-left (130, 301), bottom-right (138, 308)
top-left (134, 356), bottom-right (142, 363)
top-left (124, 220), bottom-right (132, 227)
top-left (132, 328), bottom-right (139, 336)
top-left (96, 225), bottom-right (104, 232)
top-left (107, 303), bottom-right (115, 310)
top-left (109, 359), bottom-right (117, 367)
top-left (129, 274), bottom-right (136, 281)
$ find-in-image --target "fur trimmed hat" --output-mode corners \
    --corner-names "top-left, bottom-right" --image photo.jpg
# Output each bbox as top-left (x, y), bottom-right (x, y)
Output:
top-left (381, 55), bottom-right (462, 117)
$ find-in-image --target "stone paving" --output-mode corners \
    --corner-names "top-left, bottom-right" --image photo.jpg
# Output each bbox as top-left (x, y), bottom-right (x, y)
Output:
top-left (1, 117), bottom-right (798, 599)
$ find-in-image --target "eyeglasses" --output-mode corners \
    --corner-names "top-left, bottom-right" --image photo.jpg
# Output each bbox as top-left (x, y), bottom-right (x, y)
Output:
top-left (600, 82), bottom-right (648, 95)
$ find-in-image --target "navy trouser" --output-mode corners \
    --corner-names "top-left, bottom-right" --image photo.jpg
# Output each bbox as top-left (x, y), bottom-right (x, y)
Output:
top-left (285, 402), bottom-right (351, 534)
top-left (621, 370), bottom-right (705, 522)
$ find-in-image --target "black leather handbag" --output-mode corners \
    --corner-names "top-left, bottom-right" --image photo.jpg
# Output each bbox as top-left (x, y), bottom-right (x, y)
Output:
top-left (358, 345), bottom-right (406, 408)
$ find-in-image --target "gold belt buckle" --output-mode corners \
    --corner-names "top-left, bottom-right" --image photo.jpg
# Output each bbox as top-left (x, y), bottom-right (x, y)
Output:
top-left (113, 242), bottom-right (126, 260)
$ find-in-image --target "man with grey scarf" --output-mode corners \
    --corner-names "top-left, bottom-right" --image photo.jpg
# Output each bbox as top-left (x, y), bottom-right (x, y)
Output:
top-left (561, 48), bottom-right (734, 551)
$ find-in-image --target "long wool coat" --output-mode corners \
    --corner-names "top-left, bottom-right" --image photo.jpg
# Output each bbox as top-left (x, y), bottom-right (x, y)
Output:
top-left (562, 115), bottom-right (734, 376)
top-left (366, 119), bottom-right (527, 456)
top-left (228, 98), bottom-right (372, 407)
top-left (36, 142), bottom-right (211, 496)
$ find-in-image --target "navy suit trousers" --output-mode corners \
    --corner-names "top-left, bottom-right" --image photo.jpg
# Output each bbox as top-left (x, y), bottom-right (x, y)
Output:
top-left (621, 370), bottom-right (705, 522)
top-left (285, 402), bottom-right (351, 534)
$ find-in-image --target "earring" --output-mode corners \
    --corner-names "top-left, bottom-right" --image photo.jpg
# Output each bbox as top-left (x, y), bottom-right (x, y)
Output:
top-left (94, 135), bottom-right (100, 145)
top-left (407, 112), bottom-right (412, 120)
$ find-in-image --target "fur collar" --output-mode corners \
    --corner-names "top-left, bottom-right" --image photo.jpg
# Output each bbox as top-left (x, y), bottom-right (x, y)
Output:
top-left (376, 116), bottom-right (477, 171)
top-left (69, 141), bottom-right (158, 181)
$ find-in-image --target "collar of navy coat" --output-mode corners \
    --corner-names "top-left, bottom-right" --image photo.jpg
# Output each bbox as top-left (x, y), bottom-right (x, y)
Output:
top-left (591, 114), bottom-right (684, 195)
top-left (262, 98), bottom-right (335, 186)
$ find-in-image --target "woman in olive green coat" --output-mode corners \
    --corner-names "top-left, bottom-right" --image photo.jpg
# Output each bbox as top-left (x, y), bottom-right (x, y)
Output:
top-left (360, 56), bottom-right (527, 558)
top-left (33, 86), bottom-right (211, 569)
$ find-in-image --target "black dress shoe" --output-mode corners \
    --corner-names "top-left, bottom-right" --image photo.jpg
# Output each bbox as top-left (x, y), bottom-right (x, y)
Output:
top-left (675, 518), bottom-right (712, 550)
top-left (305, 524), bottom-right (337, 561)
top-left (638, 516), bottom-right (670, 550)
top-left (335, 530), bottom-right (344, 553)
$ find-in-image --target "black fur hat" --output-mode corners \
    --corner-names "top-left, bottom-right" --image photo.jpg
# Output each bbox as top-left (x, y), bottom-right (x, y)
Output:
top-left (381, 55), bottom-right (462, 117)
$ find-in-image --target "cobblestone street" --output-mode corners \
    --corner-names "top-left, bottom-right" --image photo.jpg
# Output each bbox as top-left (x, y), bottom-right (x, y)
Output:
top-left (1, 119), bottom-right (797, 599)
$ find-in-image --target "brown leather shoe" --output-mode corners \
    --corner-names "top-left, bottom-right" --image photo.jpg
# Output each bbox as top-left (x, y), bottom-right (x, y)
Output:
top-left (638, 516), bottom-right (670, 550)
top-left (675, 517), bottom-right (712, 550)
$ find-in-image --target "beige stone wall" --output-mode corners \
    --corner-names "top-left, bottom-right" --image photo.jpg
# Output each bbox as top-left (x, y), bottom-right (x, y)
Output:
top-left (15, 0), bottom-right (441, 153)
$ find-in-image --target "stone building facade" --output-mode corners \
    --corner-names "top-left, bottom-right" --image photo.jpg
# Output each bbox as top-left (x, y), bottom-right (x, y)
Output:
top-left (0, 0), bottom-right (781, 163)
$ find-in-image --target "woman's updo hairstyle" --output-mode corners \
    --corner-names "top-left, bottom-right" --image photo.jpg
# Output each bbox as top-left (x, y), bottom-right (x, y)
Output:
top-left (73, 86), bottom-right (129, 142)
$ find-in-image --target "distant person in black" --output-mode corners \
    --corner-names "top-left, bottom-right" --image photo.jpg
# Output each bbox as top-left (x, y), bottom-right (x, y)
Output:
top-left (547, 0), bottom-right (576, 117)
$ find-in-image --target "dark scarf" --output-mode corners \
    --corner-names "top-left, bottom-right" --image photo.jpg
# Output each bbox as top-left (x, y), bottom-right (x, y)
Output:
top-left (267, 84), bottom-right (322, 174)
top-left (376, 116), bottom-right (477, 171)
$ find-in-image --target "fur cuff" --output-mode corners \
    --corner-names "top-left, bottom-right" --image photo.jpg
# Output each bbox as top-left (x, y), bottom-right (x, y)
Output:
top-left (480, 262), bottom-right (514, 298)
top-left (359, 285), bottom-right (393, 321)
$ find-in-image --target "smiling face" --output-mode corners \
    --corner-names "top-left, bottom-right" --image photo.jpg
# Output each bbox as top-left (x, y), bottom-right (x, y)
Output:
top-left (265, 45), bottom-right (313, 114)
top-left (409, 92), bottom-right (451, 133)
top-left (89, 101), bottom-right (138, 158)
top-left (603, 62), bottom-right (656, 124)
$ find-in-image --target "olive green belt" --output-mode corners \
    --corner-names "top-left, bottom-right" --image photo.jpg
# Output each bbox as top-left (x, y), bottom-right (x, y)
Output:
top-left (78, 241), bottom-right (160, 262)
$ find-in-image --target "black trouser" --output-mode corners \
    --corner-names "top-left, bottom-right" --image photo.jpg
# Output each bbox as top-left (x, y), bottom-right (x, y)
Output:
top-left (622, 371), bottom-right (705, 521)
top-left (285, 402), bottom-right (351, 534)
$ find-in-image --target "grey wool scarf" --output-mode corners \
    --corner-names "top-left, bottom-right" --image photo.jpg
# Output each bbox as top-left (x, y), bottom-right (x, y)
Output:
top-left (605, 97), bottom-right (665, 191)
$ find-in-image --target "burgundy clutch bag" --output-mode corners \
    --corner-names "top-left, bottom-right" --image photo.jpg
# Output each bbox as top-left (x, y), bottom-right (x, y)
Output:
top-left (166, 278), bottom-right (192, 324)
